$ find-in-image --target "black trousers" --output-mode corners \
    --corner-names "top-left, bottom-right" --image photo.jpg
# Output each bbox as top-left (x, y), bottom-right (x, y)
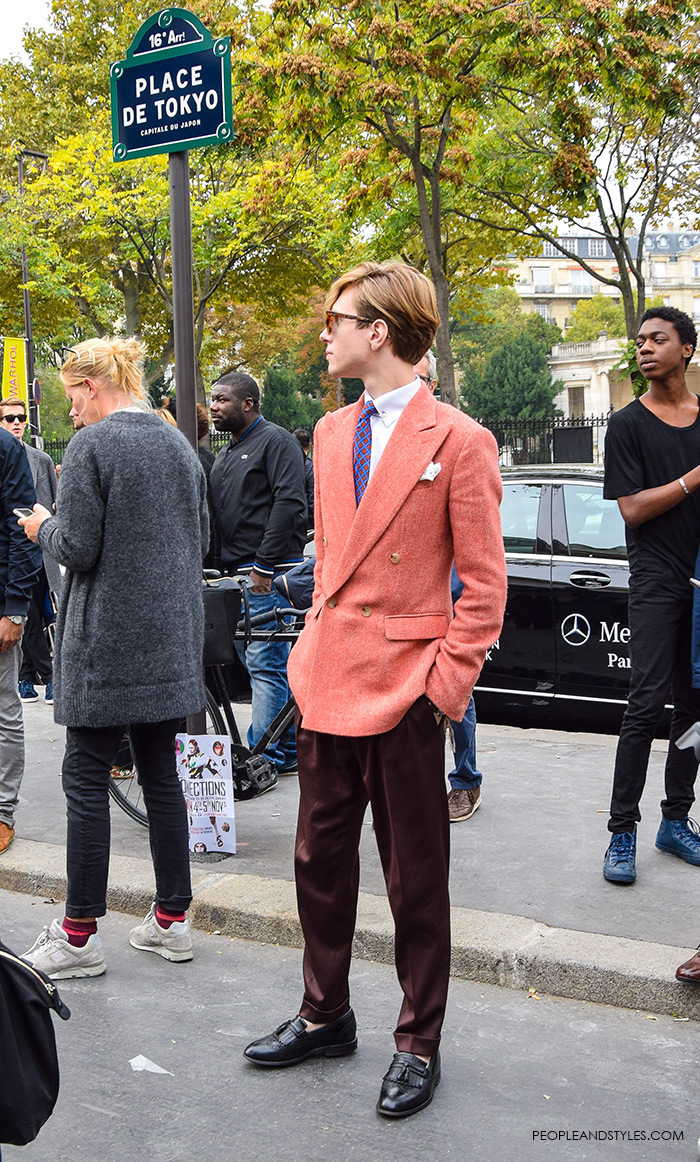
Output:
top-left (19, 570), bottom-right (52, 685)
top-left (295, 696), bottom-right (450, 1058)
top-left (609, 596), bottom-right (700, 833)
top-left (63, 719), bottom-right (192, 919)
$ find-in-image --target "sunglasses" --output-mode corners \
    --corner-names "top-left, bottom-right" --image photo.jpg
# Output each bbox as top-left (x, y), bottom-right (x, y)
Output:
top-left (2, 413), bottom-right (26, 423)
top-left (324, 310), bottom-right (373, 333)
top-left (416, 374), bottom-right (433, 385)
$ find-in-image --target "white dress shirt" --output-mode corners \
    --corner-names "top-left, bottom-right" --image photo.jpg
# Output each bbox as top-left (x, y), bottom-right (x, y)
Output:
top-left (364, 378), bottom-right (422, 480)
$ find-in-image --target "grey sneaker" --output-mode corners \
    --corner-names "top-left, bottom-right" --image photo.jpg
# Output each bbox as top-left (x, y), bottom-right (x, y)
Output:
top-left (23, 919), bottom-right (106, 979)
top-left (129, 904), bottom-right (193, 962)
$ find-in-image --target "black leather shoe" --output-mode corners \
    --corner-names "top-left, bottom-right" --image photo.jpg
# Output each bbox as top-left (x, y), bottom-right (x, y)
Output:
top-left (243, 1009), bottom-right (357, 1067)
top-left (376, 1050), bottom-right (441, 1118)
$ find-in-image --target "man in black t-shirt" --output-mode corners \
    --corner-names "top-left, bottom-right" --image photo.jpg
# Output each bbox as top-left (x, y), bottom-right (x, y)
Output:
top-left (603, 306), bottom-right (700, 885)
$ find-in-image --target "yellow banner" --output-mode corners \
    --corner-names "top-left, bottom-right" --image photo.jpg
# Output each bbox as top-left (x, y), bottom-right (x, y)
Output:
top-left (1, 338), bottom-right (28, 410)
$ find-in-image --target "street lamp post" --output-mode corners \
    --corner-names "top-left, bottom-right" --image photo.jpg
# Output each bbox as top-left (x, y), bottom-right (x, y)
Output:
top-left (17, 147), bottom-right (48, 447)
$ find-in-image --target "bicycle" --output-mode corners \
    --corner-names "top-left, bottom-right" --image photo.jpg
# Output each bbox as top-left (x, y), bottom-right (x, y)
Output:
top-left (108, 576), bottom-right (308, 828)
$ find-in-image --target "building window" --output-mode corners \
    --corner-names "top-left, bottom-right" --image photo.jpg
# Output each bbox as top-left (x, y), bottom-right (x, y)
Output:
top-left (567, 386), bottom-right (585, 419)
top-left (531, 266), bottom-right (551, 292)
top-left (588, 238), bottom-right (605, 257)
top-left (693, 297), bottom-right (700, 323)
top-left (542, 242), bottom-right (557, 257)
top-left (652, 261), bottom-right (667, 281)
top-left (571, 270), bottom-right (594, 294)
top-left (693, 262), bottom-right (700, 280)
top-left (560, 237), bottom-right (577, 253)
top-left (533, 302), bottom-right (551, 322)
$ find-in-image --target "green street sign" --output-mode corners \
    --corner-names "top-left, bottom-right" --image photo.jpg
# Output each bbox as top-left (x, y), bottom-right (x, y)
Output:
top-left (110, 8), bottom-right (233, 162)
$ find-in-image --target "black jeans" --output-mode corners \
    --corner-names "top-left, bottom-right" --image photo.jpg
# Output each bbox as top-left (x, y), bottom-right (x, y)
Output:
top-left (62, 719), bottom-right (192, 919)
top-left (19, 570), bottom-right (52, 685)
top-left (609, 596), bottom-right (700, 833)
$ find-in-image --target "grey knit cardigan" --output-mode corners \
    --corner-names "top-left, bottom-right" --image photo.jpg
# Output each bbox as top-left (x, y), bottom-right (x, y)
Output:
top-left (37, 410), bottom-right (209, 728)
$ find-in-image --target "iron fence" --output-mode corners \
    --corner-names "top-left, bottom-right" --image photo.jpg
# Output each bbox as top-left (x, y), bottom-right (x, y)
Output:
top-left (476, 412), bottom-right (613, 466)
top-left (43, 412), bottom-right (614, 468)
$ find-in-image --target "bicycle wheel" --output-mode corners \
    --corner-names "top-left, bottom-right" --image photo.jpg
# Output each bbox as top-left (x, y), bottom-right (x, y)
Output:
top-left (108, 689), bottom-right (228, 829)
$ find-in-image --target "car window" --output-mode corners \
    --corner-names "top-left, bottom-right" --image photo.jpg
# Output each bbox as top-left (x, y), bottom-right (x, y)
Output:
top-left (562, 484), bottom-right (626, 560)
top-left (500, 484), bottom-right (542, 553)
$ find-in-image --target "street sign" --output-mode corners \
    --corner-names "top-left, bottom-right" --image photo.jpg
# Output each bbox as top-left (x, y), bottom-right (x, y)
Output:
top-left (110, 8), bottom-right (233, 162)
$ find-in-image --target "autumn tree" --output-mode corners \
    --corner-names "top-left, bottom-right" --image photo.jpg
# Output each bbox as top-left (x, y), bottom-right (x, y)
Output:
top-left (235, 0), bottom-right (553, 404)
top-left (462, 1), bottom-right (700, 340)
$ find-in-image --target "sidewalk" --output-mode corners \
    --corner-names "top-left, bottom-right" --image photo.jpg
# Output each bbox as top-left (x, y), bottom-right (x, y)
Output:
top-left (4, 696), bottom-right (700, 1021)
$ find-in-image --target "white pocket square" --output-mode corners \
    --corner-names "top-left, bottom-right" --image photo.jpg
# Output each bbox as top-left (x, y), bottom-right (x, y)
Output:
top-left (419, 461), bottom-right (441, 482)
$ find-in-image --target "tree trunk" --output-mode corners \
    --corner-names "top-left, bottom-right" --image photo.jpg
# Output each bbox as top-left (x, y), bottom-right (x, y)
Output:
top-left (410, 153), bottom-right (458, 406)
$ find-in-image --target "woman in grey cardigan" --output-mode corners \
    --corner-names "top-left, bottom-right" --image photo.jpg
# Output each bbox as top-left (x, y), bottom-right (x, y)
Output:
top-left (19, 337), bottom-right (209, 979)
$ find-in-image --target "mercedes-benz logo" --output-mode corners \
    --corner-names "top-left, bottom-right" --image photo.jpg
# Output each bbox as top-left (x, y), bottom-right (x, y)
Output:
top-left (561, 613), bottom-right (591, 647)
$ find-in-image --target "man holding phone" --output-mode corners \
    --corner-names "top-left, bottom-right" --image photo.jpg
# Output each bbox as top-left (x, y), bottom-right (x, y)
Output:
top-left (0, 420), bottom-right (41, 852)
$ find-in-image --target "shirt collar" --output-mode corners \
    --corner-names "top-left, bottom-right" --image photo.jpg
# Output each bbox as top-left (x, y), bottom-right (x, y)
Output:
top-left (364, 378), bottom-right (421, 428)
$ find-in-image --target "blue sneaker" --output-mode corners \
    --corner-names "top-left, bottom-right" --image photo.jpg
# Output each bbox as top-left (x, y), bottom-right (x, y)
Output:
top-left (603, 826), bottom-right (637, 883)
top-left (45, 680), bottom-right (53, 705)
top-left (655, 817), bottom-right (700, 866)
top-left (18, 680), bottom-right (38, 702)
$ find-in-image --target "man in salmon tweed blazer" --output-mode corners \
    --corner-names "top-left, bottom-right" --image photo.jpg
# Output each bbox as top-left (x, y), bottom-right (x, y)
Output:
top-left (244, 261), bottom-right (507, 1118)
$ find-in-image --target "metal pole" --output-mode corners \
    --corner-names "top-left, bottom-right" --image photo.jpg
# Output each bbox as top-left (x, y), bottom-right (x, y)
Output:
top-left (17, 150), bottom-right (47, 446)
top-left (169, 150), bottom-right (205, 733)
top-left (168, 149), bottom-right (198, 451)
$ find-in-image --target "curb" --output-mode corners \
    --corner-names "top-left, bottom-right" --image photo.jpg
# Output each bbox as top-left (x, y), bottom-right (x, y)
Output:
top-left (2, 838), bottom-right (699, 1021)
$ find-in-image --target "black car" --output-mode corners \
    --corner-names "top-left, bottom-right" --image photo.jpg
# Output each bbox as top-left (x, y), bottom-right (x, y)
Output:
top-left (474, 466), bottom-right (633, 726)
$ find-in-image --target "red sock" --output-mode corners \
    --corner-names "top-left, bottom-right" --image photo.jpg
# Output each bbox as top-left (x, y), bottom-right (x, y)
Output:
top-left (155, 905), bottom-right (186, 930)
top-left (62, 918), bottom-right (97, 947)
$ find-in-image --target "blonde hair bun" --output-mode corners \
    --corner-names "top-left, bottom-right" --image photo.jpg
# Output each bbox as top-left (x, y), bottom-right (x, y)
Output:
top-left (61, 337), bottom-right (147, 402)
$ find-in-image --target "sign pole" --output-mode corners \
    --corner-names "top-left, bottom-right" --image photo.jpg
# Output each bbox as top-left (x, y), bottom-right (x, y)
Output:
top-left (168, 148), bottom-right (197, 452)
top-left (170, 147), bottom-right (205, 734)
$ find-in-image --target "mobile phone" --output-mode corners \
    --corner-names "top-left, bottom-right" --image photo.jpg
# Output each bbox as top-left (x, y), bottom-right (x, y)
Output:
top-left (13, 508), bottom-right (33, 519)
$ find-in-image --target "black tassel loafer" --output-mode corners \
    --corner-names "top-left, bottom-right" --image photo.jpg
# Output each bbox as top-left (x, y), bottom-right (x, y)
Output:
top-left (243, 1009), bottom-right (357, 1067)
top-left (376, 1050), bottom-right (441, 1118)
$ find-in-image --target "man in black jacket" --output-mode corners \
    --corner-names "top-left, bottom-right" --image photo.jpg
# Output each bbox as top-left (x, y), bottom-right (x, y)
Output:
top-left (209, 373), bottom-right (307, 778)
top-left (0, 426), bottom-right (41, 852)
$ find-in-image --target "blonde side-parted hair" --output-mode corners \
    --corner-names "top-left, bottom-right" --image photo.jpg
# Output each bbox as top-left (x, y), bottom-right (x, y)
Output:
top-left (61, 337), bottom-right (147, 403)
top-left (325, 261), bottom-right (440, 366)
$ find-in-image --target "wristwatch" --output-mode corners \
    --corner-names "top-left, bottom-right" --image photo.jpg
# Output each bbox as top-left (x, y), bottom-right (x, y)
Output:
top-left (6, 615), bottom-right (26, 625)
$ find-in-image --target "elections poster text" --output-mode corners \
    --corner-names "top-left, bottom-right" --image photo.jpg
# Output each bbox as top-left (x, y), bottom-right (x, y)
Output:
top-left (176, 732), bottom-right (236, 854)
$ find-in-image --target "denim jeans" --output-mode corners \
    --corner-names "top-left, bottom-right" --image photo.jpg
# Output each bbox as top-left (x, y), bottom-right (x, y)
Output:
top-left (235, 583), bottom-right (296, 771)
top-left (0, 643), bottom-right (23, 828)
top-left (448, 697), bottom-right (482, 791)
top-left (62, 719), bottom-right (192, 919)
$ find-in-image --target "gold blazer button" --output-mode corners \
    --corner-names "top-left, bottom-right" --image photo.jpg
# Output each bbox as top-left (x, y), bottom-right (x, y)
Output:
top-left (390, 553), bottom-right (400, 564)
top-left (362, 606), bottom-right (372, 617)
top-left (327, 598), bottom-right (337, 608)
top-left (322, 536), bottom-right (327, 547)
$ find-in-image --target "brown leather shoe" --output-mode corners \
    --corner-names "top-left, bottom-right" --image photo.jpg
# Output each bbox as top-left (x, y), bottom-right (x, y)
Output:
top-left (447, 787), bottom-right (482, 823)
top-left (676, 948), bottom-right (700, 981)
top-left (0, 821), bottom-right (15, 853)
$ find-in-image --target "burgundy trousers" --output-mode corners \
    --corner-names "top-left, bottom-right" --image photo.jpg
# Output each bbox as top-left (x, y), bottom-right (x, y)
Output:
top-left (295, 696), bottom-right (451, 1057)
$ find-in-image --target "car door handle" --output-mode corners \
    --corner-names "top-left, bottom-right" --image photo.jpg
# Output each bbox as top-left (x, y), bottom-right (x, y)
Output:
top-left (568, 571), bottom-right (612, 589)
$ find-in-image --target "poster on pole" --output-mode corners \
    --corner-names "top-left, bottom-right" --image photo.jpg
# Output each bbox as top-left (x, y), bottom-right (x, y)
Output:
top-left (176, 733), bottom-right (236, 854)
top-left (1, 338), bottom-right (29, 413)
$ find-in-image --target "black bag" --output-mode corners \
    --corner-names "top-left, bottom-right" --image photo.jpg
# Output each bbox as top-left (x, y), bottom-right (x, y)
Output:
top-left (202, 577), bottom-right (243, 666)
top-left (0, 938), bottom-right (71, 1146)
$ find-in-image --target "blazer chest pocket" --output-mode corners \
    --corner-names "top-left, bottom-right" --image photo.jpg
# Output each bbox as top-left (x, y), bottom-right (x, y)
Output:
top-left (384, 614), bottom-right (449, 641)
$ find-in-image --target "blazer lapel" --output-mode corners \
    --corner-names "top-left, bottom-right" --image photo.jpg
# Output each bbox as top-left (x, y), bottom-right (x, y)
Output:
top-left (330, 386), bottom-right (449, 594)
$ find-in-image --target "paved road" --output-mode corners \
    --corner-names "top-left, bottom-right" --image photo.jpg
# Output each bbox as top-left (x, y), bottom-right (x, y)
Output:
top-left (16, 696), bottom-right (700, 951)
top-left (1, 887), bottom-right (698, 1162)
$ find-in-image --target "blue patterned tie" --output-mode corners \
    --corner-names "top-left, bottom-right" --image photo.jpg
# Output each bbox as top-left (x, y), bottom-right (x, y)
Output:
top-left (353, 398), bottom-right (379, 504)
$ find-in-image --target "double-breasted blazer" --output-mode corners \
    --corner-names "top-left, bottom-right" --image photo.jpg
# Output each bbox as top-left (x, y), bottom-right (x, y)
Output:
top-left (287, 385), bottom-right (507, 736)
